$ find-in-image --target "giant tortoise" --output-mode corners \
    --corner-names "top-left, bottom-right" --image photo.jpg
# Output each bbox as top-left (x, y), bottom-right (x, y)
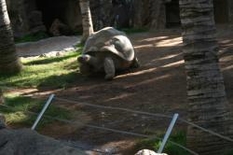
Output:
top-left (77, 27), bottom-right (139, 80)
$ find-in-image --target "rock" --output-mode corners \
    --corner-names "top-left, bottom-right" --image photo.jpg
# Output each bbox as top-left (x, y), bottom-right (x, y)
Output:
top-left (28, 11), bottom-right (47, 34)
top-left (110, 0), bottom-right (133, 29)
top-left (0, 114), bottom-right (6, 129)
top-left (49, 19), bottom-right (73, 36)
top-left (0, 128), bottom-right (87, 155)
top-left (135, 149), bottom-right (168, 155)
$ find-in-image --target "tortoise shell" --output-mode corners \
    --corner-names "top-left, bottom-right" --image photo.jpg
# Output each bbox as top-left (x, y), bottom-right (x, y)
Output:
top-left (82, 27), bottom-right (135, 62)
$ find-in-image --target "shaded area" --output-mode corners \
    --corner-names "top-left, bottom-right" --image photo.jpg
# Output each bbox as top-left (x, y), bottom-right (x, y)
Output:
top-left (36, 0), bottom-right (68, 30)
top-left (213, 0), bottom-right (229, 23)
top-left (165, 0), bottom-right (180, 28)
top-left (35, 0), bottom-right (81, 35)
top-left (165, 0), bottom-right (229, 28)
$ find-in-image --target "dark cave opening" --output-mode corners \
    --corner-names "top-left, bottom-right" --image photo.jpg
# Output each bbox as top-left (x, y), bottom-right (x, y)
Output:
top-left (213, 0), bottom-right (229, 23)
top-left (165, 0), bottom-right (180, 28)
top-left (35, 0), bottom-right (68, 32)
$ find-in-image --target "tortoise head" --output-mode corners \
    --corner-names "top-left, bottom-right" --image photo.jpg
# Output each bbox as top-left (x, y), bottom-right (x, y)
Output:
top-left (77, 54), bottom-right (91, 64)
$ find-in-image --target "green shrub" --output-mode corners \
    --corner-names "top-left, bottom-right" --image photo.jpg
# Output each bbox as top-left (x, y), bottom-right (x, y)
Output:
top-left (135, 131), bottom-right (188, 155)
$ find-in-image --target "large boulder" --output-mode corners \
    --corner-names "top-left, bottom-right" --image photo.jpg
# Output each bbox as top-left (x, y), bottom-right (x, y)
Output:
top-left (0, 128), bottom-right (87, 155)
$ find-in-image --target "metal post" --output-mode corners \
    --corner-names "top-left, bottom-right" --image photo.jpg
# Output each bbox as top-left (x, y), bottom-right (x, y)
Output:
top-left (157, 113), bottom-right (179, 153)
top-left (31, 94), bottom-right (55, 130)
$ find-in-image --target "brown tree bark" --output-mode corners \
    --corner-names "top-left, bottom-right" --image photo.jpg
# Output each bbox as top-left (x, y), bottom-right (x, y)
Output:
top-left (179, 0), bottom-right (233, 154)
top-left (79, 0), bottom-right (94, 44)
top-left (0, 0), bottom-right (21, 74)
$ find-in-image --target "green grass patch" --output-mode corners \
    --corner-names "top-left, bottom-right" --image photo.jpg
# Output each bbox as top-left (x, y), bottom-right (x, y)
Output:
top-left (135, 131), bottom-right (188, 155)
top-left (0, 94), bottom-right (72, 128)
top-left (224, 149), bottom-right (233, 155)
top-left (0, 51), bottom-right (81, 89)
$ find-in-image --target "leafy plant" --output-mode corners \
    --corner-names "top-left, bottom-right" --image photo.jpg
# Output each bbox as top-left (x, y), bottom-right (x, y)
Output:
top-left (135, 131), bottom-right (188, 155)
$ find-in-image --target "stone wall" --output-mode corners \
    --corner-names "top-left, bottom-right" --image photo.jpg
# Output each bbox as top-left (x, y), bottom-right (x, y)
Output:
top-left (228, 0), bottom-right (233, 24)
top-left (65, 0), bottom-right (82, 32)
top-left (90, 0), bottom-right (112, 31)
top-left (6, 0), bottom-right (30, 37)
top-left (90, 0), bottom-right (170, 30)
top-left (6, 0), bottom-right (135, 37)
top-left (133, 0), bottom-right (165, 29)
top-left (6, 0), bottom-right (233, 38)
top-left (90, 0), bottom-right (134, 30)
top-left (6, 0), bottom-right (167, 37)
top-left (6, 0), bottom-right (81, 37)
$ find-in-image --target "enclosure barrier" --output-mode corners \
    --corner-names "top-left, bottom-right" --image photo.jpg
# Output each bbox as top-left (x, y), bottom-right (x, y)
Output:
top-left (1, 94), bottom-right (233, 154)
top-left (55, 97), bottom-right (233, 143)
top-left (31, 94), bottom-right (55, 130)
top-left (0, 103), bottom-right (197, 155)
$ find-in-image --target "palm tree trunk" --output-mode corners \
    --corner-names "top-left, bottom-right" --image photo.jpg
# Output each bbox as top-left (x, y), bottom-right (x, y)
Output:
top-left (0, 0), bottom-right (21, 74)
top-left (179, 0), bottom-right (233, 154)
top-left (79, 0), bottom-right (94, 43)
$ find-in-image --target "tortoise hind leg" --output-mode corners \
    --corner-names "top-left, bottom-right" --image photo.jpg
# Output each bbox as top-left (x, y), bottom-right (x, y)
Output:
top-left (104, 57), bottom-right (115, 80)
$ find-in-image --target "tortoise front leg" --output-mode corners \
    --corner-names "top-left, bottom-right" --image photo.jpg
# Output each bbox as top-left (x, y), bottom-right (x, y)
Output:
top-left (79, 63), bottom-right (92, 76)
top-left (77, 54), bottom-right (94, 76)
top-left (130, 57), bottom-right (140, 68)
top-left (104, 57), bottom-right (115, 80)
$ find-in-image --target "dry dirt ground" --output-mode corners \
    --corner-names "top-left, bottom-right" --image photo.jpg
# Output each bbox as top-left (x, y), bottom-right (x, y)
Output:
top-left (17, 25), bottom-right (233, 154)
